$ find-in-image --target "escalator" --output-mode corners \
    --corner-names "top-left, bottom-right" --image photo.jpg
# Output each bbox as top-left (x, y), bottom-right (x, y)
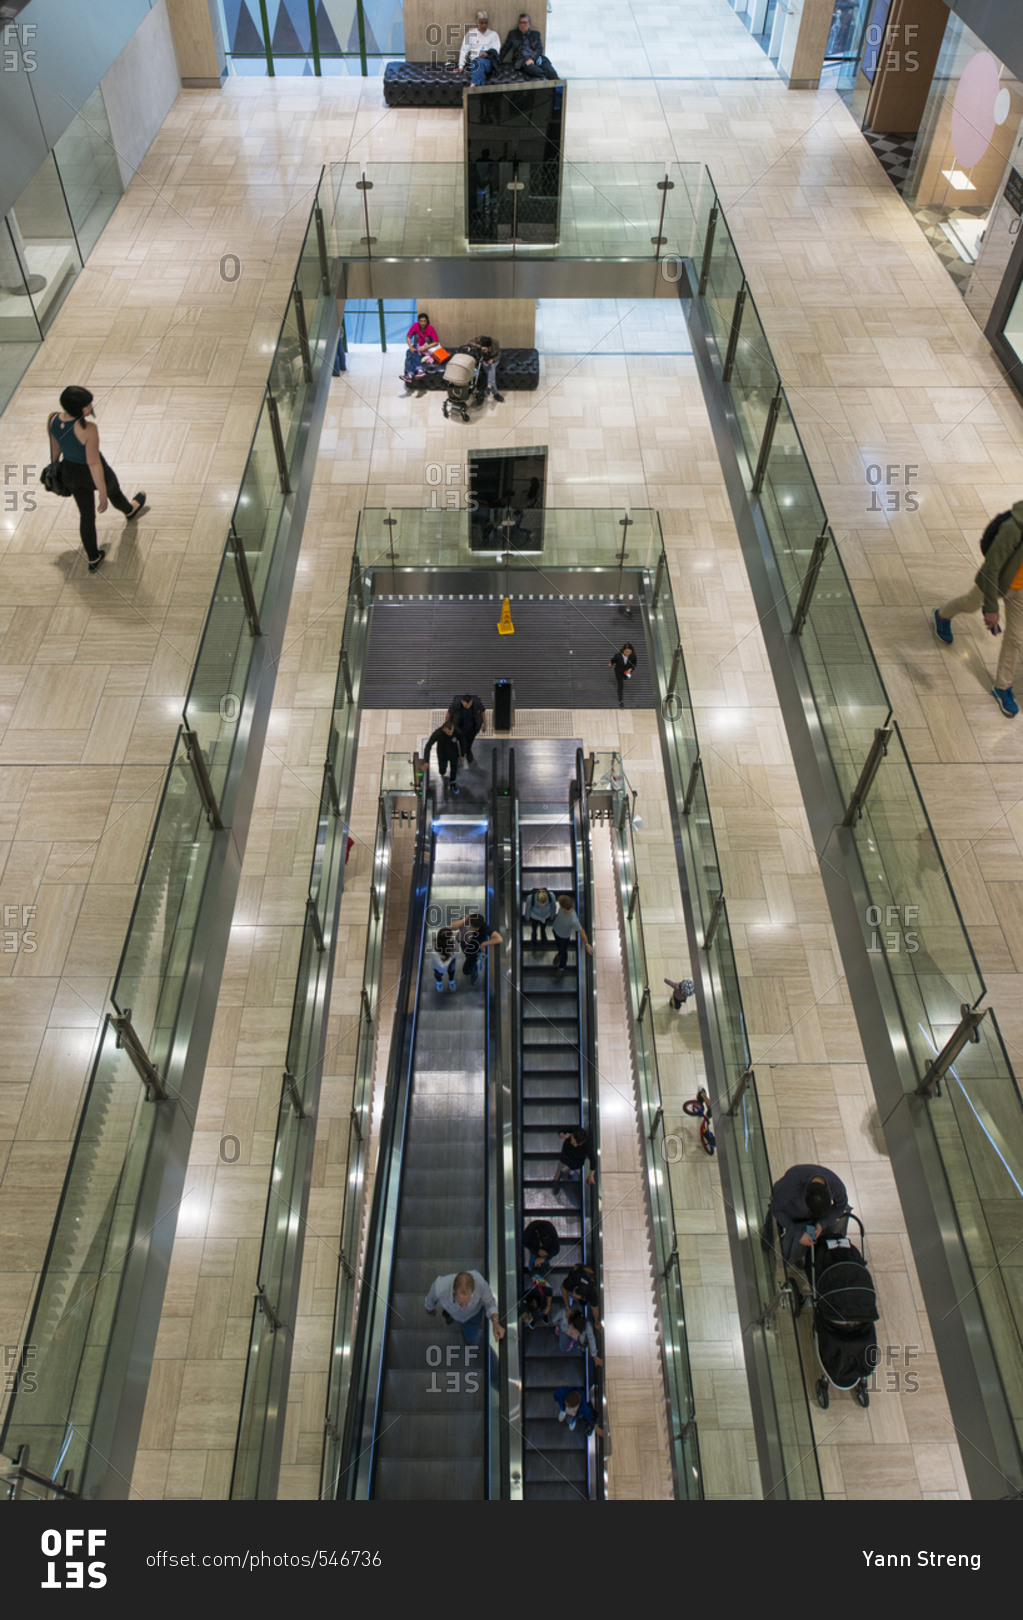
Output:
top-left (513, 750), bottom-right (604, 1500)
top-left (339, 765), bottom-right (499, 1498)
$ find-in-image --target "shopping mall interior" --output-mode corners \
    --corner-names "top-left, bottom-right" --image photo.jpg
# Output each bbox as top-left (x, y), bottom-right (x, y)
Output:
top-left (0, 0), bottom-right (1022, 1516)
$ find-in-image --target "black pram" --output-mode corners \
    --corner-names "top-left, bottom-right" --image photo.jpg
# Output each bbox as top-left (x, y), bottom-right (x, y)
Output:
top-left (442, 348), bottom-right (486, 422)
top-left (808, 1213), bottom-right (878, 1409)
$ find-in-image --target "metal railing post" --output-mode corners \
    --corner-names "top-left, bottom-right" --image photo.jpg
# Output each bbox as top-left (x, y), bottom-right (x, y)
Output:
top-left (183, 726), bottom-right (224, 829)
top-left (651, 168), bottom-right (675, 258)
top-left (722, 279), bottom-right (747, 383)
top-left (293, 285), bottom-right (313, 381)
top-left (231, 526), bottom-right (262, 637)
top-left (702, 891), bottom-right (724, 951)
top-left (682, 753), bottom-right (702, 816)
top-left (698, 202), bottom-right (718, 297)
top-left (356, 170), bottom-right (376, 252)
top-left (842, 726), bottom-right (893, 827)
top-left (265, 391), bottom-right (292, 494)
top-left (107, 1010), bottom-right (168, 1101)
top-left (751, 383), bottom-right (782, 494)
top-left (916, 1005), bottom-right (987, 1098)
top-left (790, 526), bottom-right (830, 636)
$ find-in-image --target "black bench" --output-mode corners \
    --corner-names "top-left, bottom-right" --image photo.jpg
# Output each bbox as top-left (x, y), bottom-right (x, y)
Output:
top-left (383, 60), bottom-right (530, 108)
top-left (406, 348), bottom-right (540, 392)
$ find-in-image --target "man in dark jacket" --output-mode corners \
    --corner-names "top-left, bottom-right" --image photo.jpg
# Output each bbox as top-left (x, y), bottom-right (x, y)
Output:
top-left (424, 720), bottom-right (461, 794)
top-left (933, 500), bottom-right (1023, 716)
top-left (553, 1125), bottom-right (596, 1187)
top-left (470, 335), bottom-right (503, 403)
top-left (767, 1164), bottom-right (848, 1268)
top-left (500, 12), bottom-right (558, 78)
top-left (447, 691), bottom-right (486, 763)
top-left (523, 1218), bottom-right (561, 1276)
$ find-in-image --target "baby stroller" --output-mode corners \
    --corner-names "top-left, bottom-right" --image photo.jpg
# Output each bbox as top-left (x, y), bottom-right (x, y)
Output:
top-left (442, 349), bottom-right (485, 422)
top-left (807, 1213), bottom-right (879, 1409)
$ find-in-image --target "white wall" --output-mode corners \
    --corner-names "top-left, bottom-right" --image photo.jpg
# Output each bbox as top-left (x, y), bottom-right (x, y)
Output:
top-left (100, 0), bottom-right (181, 192)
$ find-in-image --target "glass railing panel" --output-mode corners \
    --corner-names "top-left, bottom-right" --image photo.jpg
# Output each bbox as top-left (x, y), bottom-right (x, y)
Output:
top-left (799, 540), bottom-right (891, 811)
top-left (0, 1019), bottom-right (154, 1482)
top-left (231, 1301), bottom-right (278, 1501)
top-left (271, 291), bottom-right (310, 471)
top-left (110, 735), bottom-right (216, 1077)
top-left (702, 210), bottom-right (743, 358)
top-left (757, 393), bottom-right (829, 605)
top-left (850, 727), bottom-right (983, 1082)
top-left (730, 291), bottom-right (778, 475)
top-left (232, 399), bottom-right (286, 613)
top-left (329, 161), bottom-right (704, 260)
top-left (183, 544), bottom-right (254, 814)
top-left (355, 507), bottom-right (660, 572)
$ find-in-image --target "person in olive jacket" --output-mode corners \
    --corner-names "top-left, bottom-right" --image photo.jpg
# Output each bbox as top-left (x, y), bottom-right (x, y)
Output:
top-left (933, 500), bottom-right (1023, 716)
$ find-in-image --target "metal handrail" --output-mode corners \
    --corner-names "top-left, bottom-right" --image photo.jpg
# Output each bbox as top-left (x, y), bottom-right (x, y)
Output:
top-left (336, 770), bottom-right (434, 1497)
top-left (572, 747), bottom-right (605, 1498)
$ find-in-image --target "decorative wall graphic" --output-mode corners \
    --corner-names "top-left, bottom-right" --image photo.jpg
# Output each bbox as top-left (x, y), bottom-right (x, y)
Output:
top-left (951, 51), bottom-right (1010, 169)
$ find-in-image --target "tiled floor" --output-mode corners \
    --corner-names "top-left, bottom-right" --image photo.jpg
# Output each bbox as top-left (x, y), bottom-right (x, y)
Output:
top-left (4, 0), bottom-right (1020, 1501)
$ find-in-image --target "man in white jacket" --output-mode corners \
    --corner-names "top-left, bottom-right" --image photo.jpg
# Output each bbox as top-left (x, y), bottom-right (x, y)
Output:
top-left (455, 10), bottom-right (502, 85)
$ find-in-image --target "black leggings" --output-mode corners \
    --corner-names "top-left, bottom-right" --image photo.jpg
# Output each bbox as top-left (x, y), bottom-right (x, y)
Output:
top-left (66, 458), bottom-right (134, 560)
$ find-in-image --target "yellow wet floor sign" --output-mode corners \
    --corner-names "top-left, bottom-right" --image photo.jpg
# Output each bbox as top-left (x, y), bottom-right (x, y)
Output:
top-left (497, 596), bottom-right (514, 635)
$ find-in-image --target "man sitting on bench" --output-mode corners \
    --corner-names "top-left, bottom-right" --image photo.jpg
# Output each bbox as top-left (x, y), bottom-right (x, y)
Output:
top-left (501, 12), bottom-right (558, 79)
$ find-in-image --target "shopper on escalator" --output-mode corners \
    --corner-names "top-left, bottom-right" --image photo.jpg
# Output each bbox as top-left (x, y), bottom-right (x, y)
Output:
top-left (451, 910), bottom-right (502, 986)
top-left (551, 893), bottom-right (592, 976)
top-left (424, 719), bottom-right (461, 794)
top-left (553, 1126), bottom-right (597, 1189)
top-left (560, 1260), bottom-right (601, 1329)
top-left (447, 691), bottom-right (486, 764)
top-left (522, 1218), bottom-right (561, 1276)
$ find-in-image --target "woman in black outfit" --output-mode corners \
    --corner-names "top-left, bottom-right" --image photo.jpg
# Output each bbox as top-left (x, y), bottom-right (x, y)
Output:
top-left (47, 385), bottom-right (147, 572)
top-left (609, 643), bottom-right (636, 707)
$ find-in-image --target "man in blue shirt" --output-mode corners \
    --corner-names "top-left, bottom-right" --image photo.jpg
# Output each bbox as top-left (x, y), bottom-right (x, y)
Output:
top-left (553, 1386), bottom-right (604, 1435)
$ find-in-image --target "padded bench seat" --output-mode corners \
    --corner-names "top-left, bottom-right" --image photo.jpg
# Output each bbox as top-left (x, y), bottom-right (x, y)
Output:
top-left (411, 348), bottom-right (540, 392)
top-left (383, 59), bottom-right (529, 108)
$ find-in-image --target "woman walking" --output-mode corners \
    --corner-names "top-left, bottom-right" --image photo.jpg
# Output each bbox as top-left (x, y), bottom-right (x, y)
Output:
top-left (523, 885), bottom-right (558, 943)
top-left (609, 643), bottom-right (636, 708)
top-left (48, 386), bottom-right (147, 572)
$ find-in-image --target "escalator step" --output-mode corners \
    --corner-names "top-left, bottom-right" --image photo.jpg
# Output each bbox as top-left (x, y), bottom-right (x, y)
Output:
top-left (397, 1225), bottom-right (486, 1259)
top-left (404, 1119), bottom-right (487, 1145)
top-left (522, 1076), bottom-right (580, 1100)
top-left (522, 1028), bottom-right (579, 1049)
top-left (522, 1053), bottom-right (579, 1075)
top-left (384, 1325), bottom-right (488, 1373)
top-left (375, 1413), bottom-right (485, 1461)
top-left (522, 996), bottom-right (578, 1018)
top-left (523, 1481), bottom-right (590, 1501)
top-left (523, 1453), bottom-right (588, 1485)
top-left (400, 1196), bottom-right (486, 1228)
top-left (374, 1458), bottom-right (484, 1500)
top-left (523, 1103), bottom-right (581, 1127)
top-left (381, 1368), bottom-right (488, 1416)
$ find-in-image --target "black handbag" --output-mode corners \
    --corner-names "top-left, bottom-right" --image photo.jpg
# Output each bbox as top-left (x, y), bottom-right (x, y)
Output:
top-left (40, 461), bottom-right (72, 497)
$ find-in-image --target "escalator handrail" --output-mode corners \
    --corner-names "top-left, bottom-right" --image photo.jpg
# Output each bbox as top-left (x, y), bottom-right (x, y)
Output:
top-left (336, 762), bottom-right (434, 1497)
top-left (573, 747), bottom-right (605, 1498)
top-left (501, 747), bottom-right (524, 1497)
